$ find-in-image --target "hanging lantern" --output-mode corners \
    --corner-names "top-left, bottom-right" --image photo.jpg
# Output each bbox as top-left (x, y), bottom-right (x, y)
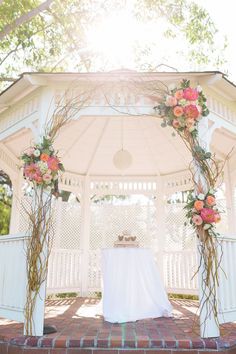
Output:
top-left (113, 149), bottom-right (132, 170)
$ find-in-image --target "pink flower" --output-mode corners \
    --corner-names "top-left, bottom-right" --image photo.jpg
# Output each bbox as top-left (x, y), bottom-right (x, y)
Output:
top-left (43, 173), bottom-right (52, 183)
top-left (47, 156), bottom-right (59, 171)
top-left (174, 90), bottom-right (184, 100)
top-left (206, 195), bottom-right (216, 206)
top-left (183, 87), bottom-right (199, 101)
top-left (173, 106), bottom-right (184, 117)
top-left (172, 119), bottom-right (180, 128)
top-left (192, 215), bottom-right (203, 226)
top-left (34, 175), bottom-right (43, 184)
top-left (165, 95), bottom-right (178, 107)
top-left (200, 208), bottom-right (216, 223)
top-left (184, 104), bottom-right (200, 119)
top-left (24, 163), bottom-right (40, 180)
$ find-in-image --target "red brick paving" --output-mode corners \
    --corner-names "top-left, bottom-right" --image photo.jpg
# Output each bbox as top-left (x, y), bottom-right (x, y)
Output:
top-left (0, 298), bottom-right (236, 353)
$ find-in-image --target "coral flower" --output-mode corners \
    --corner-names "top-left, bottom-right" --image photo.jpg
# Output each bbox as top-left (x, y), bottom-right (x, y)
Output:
top-left (174, 90), bottom-right (184, 100)
top-left (34, 175), bottom-right (43, 184)
top-left (165, 95), bottom-right (178, 107)
top-left (173, 106), bottom-right (184, 117)
top-left (206, 195), bottom-right (216, 206)
top-left (24, 163), bottom-right (40, 180)
top-left (183, 87), bottom-right (199, 101)
top-left (47, 156), bottom-right (59, 171)
top-left (192, 215), bottom-right (203, 226)
top-left (184, 104), bottom-right (200, 119)
top-left (40, 153), bottom-right (49, 162)
top-left (194, 200), bottom-right (204, 211)
top-left (200, 208), bottom-right (216, 223)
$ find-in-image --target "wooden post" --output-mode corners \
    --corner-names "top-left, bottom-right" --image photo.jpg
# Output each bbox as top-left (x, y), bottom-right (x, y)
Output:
top-left (197, 118), bottom-right (220, 338)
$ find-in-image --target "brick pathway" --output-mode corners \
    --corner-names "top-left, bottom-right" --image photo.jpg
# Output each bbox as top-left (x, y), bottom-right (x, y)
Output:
top-left (0, 298), bottom-right (236, 353)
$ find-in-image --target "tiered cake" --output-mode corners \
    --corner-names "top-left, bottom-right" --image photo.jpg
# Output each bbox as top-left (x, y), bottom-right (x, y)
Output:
top-left (114, 230), bottom-right (139, 248)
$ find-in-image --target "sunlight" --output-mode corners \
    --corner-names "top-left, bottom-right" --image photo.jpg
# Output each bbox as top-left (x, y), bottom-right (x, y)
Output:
top-left (86, 11), bottom-right (141, 66)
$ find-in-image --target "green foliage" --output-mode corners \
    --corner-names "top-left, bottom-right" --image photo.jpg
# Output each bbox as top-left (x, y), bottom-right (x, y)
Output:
top-left (0, 0), bottom-right (227, 87)
top-left (0, 186), bottom-right (11, 235)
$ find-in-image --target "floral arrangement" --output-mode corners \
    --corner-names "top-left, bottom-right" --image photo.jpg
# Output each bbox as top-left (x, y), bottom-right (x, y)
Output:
top-left (153, 79), bottom-right (225, 333)
top-left (21, 135), bottom-right (64, 194)
top-left (155, 79), bottom-right (209, 136)
top-left (185, 190), bottom-right (221, 233)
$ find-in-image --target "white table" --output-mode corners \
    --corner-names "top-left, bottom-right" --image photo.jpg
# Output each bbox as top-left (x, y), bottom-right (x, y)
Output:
top-left (101, 248), bottom-right (172, 323)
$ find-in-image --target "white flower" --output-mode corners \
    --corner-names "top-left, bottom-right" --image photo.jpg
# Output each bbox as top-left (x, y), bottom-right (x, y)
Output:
top-left (196, 85), bottom-right (202, 92)
top-left (34, 149), bottom-right (41, 157)
top-left (168, 83), bottom-right (176, 91)
top-left (46, 186), bottom-right (52, 192)
top-left (209, 188), bottom-right (215, 195)
top-left (49, 146), bottom-right (54, 152)
top-left (38, 161), bottom-right (48, 173)
top-left (178, 99), bottom-right (187, 106)
top-left (188, 126), bottom-right (195, 132)
top-left (203, 224), bottom-right (211, 230)
top-left (198, 193), bottom-right (205, 201)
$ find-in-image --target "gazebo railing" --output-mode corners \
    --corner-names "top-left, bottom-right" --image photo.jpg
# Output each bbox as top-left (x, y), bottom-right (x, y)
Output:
top-left (0, 233), bottom-right (29, 322)
top-left (217, 235), bottom-right (236, 324)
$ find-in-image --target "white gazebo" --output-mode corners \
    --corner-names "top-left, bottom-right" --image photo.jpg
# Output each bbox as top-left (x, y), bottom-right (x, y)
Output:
top-left (0, 70), bottom-right (236, 338)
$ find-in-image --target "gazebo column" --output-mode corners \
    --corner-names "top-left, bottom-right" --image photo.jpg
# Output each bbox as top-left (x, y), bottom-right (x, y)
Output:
top-left (224, 160), bottom-right (236, 234)
top-left (80, 177), bottom-right (91, 297)
top-left (197, 118), bottom-right (220, 338)
top-left (154, 176), bottom-right (166, 282)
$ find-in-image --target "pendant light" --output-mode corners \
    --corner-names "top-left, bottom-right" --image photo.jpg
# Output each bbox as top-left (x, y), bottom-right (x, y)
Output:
top-left (113, 118), bottom-right (132, 170)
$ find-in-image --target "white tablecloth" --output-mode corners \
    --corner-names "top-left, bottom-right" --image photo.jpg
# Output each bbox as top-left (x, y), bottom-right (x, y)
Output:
top-left (101, 248), bottom-right (172, 323)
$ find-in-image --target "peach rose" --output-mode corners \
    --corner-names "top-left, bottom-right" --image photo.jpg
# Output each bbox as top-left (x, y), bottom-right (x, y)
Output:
top-left (165, 95), bottom-right (178, 107)
top-left (173, 106), bottom-right (184, 117)
top-left (174, 90), bottom-right (184, 100)
top-left (194, 200), bottom-right (204, 211)
top-left (206, 195), bottom-right (216, 206)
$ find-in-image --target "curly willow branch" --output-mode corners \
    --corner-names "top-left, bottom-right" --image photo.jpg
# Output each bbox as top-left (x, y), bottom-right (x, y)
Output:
top-left (23, 87), bottom-right (94, 335)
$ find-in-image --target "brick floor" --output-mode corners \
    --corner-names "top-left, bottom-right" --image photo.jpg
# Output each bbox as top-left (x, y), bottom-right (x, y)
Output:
top-left (0, 298), bottom-right (236, 353)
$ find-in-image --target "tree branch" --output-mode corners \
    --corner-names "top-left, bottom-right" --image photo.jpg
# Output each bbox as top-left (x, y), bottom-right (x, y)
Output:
top-left (0, 0), bottom-right (53, 41)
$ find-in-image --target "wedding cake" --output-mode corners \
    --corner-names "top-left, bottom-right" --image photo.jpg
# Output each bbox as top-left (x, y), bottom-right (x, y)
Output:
top-left (114, 230), bottom-right (139, 248)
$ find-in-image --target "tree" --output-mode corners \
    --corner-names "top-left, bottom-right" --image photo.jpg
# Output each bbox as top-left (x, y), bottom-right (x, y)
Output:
top-left (0, 0), bottom-right (227, 88)
top-left (0, 171), bottom-right (12, 235)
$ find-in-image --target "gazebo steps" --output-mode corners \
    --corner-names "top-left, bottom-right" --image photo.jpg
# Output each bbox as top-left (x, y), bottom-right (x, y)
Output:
top-left (1, 336), bottom-right (236, 354)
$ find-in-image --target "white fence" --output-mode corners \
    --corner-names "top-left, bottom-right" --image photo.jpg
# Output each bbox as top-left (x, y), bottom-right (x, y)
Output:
top-left (0, 233), bottom-right (29, 322)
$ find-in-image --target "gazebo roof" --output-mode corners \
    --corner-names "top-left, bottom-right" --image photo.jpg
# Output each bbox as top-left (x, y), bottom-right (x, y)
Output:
top-left (0, 70), bottom-right (236, 180)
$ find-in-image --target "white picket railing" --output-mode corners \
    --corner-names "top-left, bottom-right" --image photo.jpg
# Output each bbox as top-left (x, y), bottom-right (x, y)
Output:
top-left (217, 236), bottom-right (236, 324)
top-left (163, 250), bottom-right (198, 295)
top-left (46, 248), bottom-right (198, 295)
top-left (0, 233), bottom-right (29, 322)
top-left (47, 249), bottom-right (82, 294)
